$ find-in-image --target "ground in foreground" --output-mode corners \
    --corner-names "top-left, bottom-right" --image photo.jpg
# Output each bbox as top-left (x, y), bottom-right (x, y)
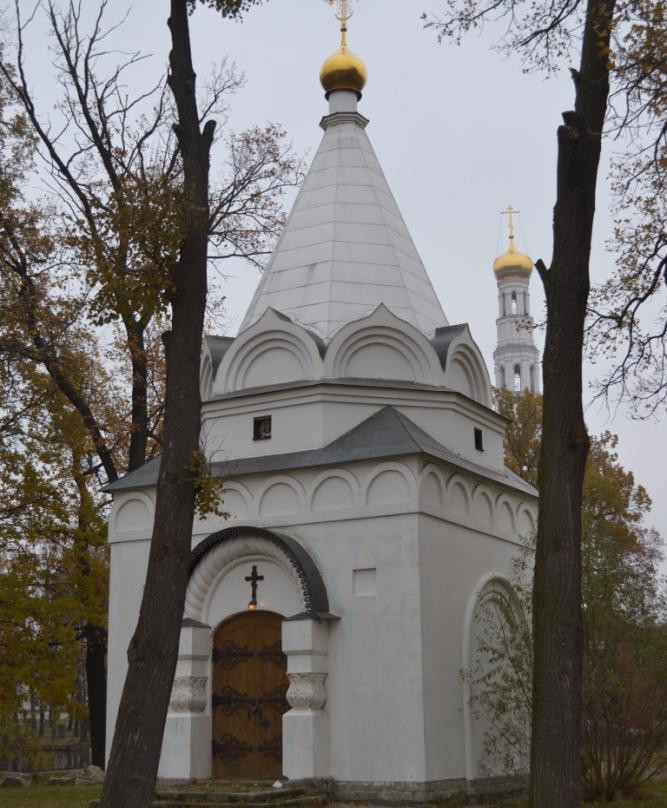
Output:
top-left (504, 780), bottom-right (667, 808)
top-left (0, 781), bottom-right (666, 808)
top-left (0, 785), bottom-right (101, 808)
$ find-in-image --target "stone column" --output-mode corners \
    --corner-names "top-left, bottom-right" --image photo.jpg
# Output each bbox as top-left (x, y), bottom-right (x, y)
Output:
top-left (282, 617), bottom-right (329, 779)
top-left (159, 619), bottom-right (211, 779)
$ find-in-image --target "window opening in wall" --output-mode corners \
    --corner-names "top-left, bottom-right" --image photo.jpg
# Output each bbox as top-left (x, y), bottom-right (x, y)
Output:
top-left (499, 366), bottom-right (506, 387)
top-left (511, 291), bottom-right (517, 314)
top-left (514, 364), bottom-right (521, 392)
top-left (474, 427), bottom-right (484, 452)
top-left (530, 365), bottom-right (536, 392)
top-left (253, 415), bottom-right (272, 441)
top-left (523, 291), bottom-right (528, 315)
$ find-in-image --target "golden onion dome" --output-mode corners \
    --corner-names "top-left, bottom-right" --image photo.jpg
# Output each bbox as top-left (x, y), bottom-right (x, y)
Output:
top-left (320, 44), bottom-right (367, 97)
top-left (493, 237), bottom-right (533, 277)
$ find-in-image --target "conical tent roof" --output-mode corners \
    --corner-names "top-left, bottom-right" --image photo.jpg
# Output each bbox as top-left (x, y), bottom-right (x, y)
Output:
top-left (239, 99), bottom-right (448, 341)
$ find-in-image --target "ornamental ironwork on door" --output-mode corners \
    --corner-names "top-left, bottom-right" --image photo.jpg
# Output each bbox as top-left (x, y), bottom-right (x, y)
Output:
top-left (211, 609), bottom-right (289, 779)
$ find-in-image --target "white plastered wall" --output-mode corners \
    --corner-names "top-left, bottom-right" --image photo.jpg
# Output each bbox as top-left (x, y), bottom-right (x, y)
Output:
top-left (106, 454), bottom-right (536, 784)
top-left (105, 489), bottom-right (155, 763)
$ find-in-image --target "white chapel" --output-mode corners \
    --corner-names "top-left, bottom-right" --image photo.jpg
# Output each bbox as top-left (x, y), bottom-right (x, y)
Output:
top-left (104, 11), bottom-right (538, 802)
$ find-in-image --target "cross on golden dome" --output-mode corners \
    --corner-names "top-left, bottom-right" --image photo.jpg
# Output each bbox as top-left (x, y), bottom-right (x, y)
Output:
top-left (494, 204), bottom-right (533, 275)
top-left (320, 0), bottom-right (367, 97)
top-left (501, 204), bottom-right (519, 242)
top-left (327, 0), bottom-right (352, 47)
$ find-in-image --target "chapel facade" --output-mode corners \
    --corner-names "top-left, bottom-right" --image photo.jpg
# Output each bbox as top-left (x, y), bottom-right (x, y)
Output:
top-left (104, 16), bottom-right (537, 802)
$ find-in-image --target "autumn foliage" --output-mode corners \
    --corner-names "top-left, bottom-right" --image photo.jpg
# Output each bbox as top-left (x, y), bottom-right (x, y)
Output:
top-left (476, 390), bottom-right (667, 801)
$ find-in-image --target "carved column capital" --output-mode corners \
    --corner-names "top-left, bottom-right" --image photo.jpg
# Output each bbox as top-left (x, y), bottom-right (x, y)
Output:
top-left (286, 672), bottom-right (327, 710)
top-left (170, 675), bottom-right (208, 713)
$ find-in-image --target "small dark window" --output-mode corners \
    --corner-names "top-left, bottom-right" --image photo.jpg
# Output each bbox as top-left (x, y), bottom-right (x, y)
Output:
top-left (474, 427), bottom-right (484, 452)
top-left (253, 415), bottom-right (272, 441)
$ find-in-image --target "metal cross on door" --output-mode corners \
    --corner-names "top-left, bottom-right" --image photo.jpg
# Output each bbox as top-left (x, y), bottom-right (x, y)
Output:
top-left (211, 610), bottom-right (288, 779)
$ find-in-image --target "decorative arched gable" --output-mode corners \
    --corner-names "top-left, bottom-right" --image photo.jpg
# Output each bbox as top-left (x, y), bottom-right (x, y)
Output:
top-left (431, 324), bottom-right (492, 407)
top-left (187, 526), bottom-right (330, 620)
top-left (200, 353), bottom-right (213, 402)
top-left (323, 305), bottom-right (445, 385)
top-left (213, 309), bottom-right (325, 395)
top-left (200, 335), bottom-right (234, 401)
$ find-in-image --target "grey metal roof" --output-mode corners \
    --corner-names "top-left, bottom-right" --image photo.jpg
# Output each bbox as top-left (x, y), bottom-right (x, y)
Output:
top-left (104, 407), bottom-right (536, 498)
top-left (238, 113), bottom-right (448, 341)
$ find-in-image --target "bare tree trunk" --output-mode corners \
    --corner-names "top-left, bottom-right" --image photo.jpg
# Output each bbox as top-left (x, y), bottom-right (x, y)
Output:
top-left (98, 2), bottom-right (214, 805)
top-left (530, 1), bottom-right (615, 806)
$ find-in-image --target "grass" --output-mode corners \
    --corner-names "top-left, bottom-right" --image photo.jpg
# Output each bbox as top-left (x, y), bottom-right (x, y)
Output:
top-left (0, 785), bottom-right (101, 808)
top-left (0, 781), bottom-right (665, 808)
top-left (503, 780), bottom-right (667, 807)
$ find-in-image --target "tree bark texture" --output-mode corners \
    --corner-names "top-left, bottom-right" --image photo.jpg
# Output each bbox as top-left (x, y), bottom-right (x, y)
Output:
top-left (99, 3), bottom-right (214, 806)
top-left (530, 2), bottom-right (615, 806)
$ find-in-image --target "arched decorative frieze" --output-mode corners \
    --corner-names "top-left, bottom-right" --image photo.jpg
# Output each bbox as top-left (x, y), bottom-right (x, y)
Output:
top-left (418, 464), bottom-right (446, 511)
top-left (112, 492), bottom-right (154, 535)
top-left (445, 474), bottom-right (471, 519)
top-left (324, 305), bottom-right (445, 385)
top-left (309, 469), bottom-right (360, 512)
top-left (217, 481), bottom-right (253, 522)
top-left (257, 475), bottom-right (306, 517)
top-left (517, 505), bottom-right (537, 541)
top-left (495, 495), bottom-right (517, 535)
top-left (461, 573), bottom-right (526, 781)
top-left (213, 309), bottom-right (324, 395)
top-left (471, 485), bottom-right (494, 527)
top-left (186, 526), bottom-right (330, 620)
top-left (364, 461), bottom-right (417, 507)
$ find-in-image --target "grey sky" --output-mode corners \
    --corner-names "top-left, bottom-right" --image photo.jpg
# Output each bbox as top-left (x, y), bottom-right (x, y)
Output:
top-left (16, 0), bottom-right (666, 558)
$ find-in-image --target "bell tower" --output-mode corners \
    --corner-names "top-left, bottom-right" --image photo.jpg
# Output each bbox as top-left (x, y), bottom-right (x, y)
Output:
top-left (492, 206), bottom-right (540, 393)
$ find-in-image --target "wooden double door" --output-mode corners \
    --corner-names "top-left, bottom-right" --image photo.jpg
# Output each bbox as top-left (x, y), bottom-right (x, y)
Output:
top-left (212, 611), bottom-right (289, 780)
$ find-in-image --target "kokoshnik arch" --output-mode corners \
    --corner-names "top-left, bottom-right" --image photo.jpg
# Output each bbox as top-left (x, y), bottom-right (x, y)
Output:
top-left (104, 5), bottom-right (538, 801)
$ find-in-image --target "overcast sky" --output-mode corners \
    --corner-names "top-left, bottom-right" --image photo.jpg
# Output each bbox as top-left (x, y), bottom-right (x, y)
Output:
top-left (16, 0), bottom-right (667, 561)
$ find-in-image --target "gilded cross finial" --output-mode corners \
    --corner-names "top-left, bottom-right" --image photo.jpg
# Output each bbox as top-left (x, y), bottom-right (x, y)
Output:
top-left (326, 0), bottom-right (353, 48)
top-left (501, 204), bottom-right (520, 242)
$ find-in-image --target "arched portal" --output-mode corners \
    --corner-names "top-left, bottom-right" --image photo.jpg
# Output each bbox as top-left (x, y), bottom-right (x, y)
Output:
top-left (160, 526), bottom-right (334, 782)
top-left (212, 610), bottom-right (289, 780)
top-left (187, 525), bottom-right (330, 621)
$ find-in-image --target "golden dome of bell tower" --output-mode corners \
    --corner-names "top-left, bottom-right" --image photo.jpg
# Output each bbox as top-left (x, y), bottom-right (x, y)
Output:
top-left (320, 0), bottom-right (367, 98)
top-left (493, 204), bottom-right (533, 278)
top-left (493, 205), bottom-right (541, 394)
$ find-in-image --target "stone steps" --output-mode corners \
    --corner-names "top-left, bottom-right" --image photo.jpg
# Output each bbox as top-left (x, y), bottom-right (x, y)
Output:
top-left (154, 787), bottom-right (307, 803)
top-left (90, 788), bottom-right (325, 808)
top-left (152, 796), bottom-right (324, 808)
